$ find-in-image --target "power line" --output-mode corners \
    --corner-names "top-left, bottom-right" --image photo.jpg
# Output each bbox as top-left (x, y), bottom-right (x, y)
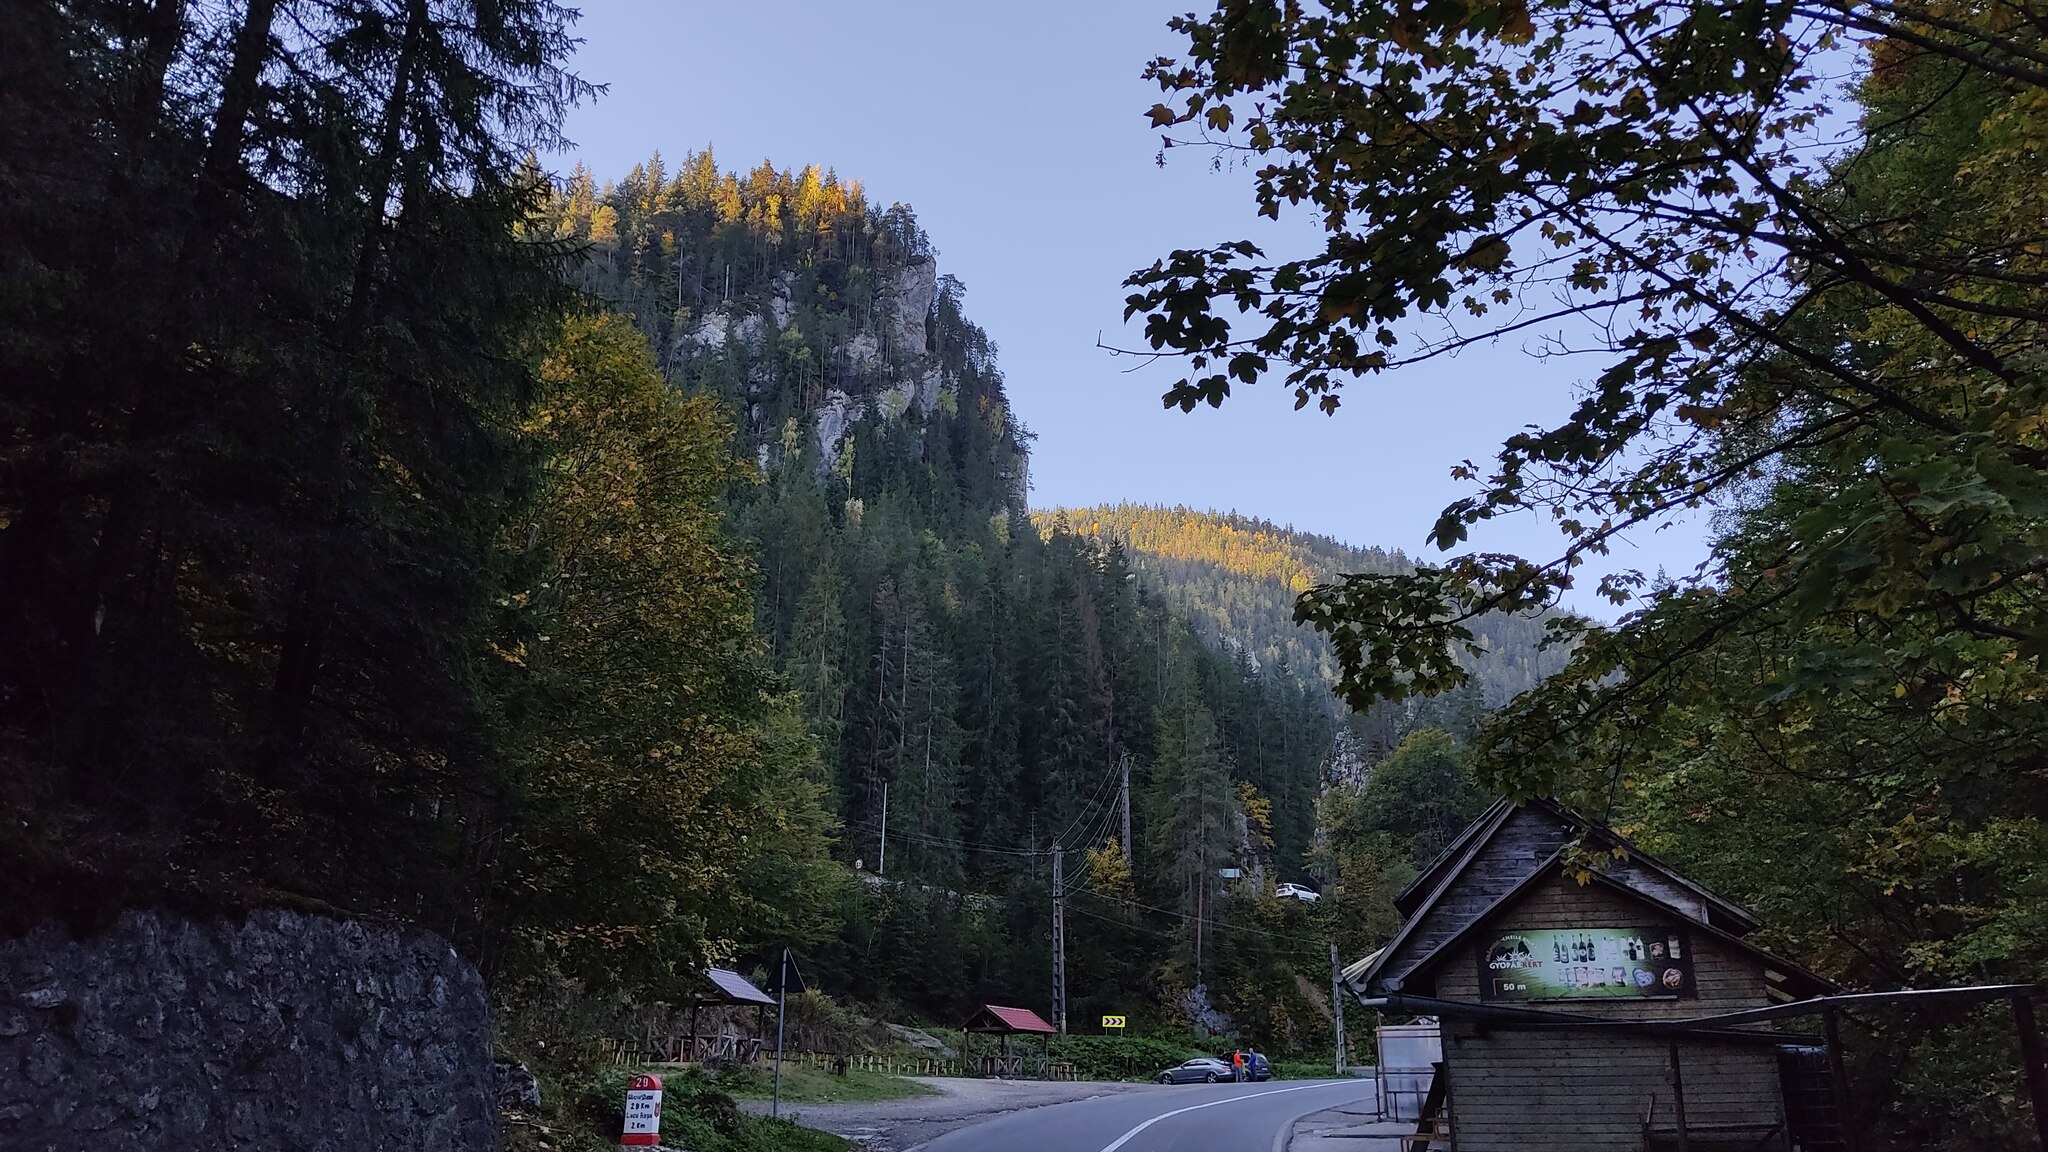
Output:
top-left (1067, 884), bottom-right (1329, 950)
top-left (1058, 797), bottom-right (1127, 894)
top-left (842, 819), bottom-right (1042, 858)
top-left (1051, 757), bottom-right (1124, 849)
top-left (1064, 899), bottom-right (1179, 939)
top-left (1068, 788), bottom-right (1123, 867)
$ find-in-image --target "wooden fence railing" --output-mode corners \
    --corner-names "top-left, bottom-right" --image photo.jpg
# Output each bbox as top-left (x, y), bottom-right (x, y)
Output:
top-left (781, 1050), bottom-right (1082, 1080)
top-left (597, 1041), bottom-right (1080, 1081)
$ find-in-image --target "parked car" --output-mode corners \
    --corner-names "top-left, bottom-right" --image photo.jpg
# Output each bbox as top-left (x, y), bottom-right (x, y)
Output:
top-left (1156, 1057), bottom-right (1234, 1084)
top-left (1276, 881), bottom-right (1320, 903)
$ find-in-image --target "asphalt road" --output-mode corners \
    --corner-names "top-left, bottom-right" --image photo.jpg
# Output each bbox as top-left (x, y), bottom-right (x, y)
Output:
top-left (907, 1078), bottom-right (1381, 1152)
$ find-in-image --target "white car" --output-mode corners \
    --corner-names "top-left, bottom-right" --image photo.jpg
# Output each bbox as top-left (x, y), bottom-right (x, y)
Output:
top-left (1275, 882), bottom-right (1320, 903)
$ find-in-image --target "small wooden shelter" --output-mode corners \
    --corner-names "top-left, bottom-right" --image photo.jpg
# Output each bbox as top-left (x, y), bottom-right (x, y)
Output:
top-left (961, 1004), bottom-right (1056, 1078)
top-left (1348, 799), bottom-right (1839, 1152)
top-left (683, 967), bottom-right (776, 1064)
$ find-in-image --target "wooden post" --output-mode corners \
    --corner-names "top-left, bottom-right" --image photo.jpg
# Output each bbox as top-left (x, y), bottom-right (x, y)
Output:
top-left (2015, 995), bottom-right (2048, 1152)
top-left (689, 1000), bottom-right (700, 1062)
top-left (1408, 1064), bottom-right (1447, 1152)
top-left (1823, 1008), bottom-right (1859, 1152)
top-left (1668, 1040), bottom-right (1690, 1152)
top-left (1331, 940), bottom-right (1348, 1076)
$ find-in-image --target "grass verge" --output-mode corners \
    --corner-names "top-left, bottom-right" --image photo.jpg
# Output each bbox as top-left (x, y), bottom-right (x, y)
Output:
top-left (502, 1064), bottom-right (855, 1152)
top-left (663, 1062), bottom-right (942, 1105)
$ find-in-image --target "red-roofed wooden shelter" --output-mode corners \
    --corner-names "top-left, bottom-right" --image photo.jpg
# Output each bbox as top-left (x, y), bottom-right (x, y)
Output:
top-left (964, 1004), bottom-right (1056, 1035)
top-left (961, 1004), bottom-right (1057, 1078)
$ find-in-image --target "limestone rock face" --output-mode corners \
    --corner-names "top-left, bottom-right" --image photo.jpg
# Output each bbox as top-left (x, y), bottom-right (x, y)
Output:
top-left (889, 259), bottom-right (938, 359)
top-left (681, 308), bottom-right (762, 352)
top-left (815, 389), bottom-right (861, 474)
top-left (844, 332), bottom-right (884, 373)
top-left (916, 366), bottom-right (944, 414)
top-left (0, 909), bottom-right (496, 1152)
top-left (659, 257), bottom-right (969, 484)
top-left (768, 271), bottom-right (798, 328)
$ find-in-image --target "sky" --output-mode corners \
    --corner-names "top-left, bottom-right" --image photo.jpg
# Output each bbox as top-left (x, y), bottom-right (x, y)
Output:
top-left (556, 0), bottom-right (1712, 613)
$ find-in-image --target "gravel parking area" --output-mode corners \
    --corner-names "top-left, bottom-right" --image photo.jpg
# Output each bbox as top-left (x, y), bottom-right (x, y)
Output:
top-left (740, 1076), bottom-right (1149, 1151)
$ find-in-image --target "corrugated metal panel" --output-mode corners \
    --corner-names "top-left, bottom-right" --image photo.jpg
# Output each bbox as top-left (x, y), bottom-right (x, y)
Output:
top-left (703, 968), bottom-right (775, 1006)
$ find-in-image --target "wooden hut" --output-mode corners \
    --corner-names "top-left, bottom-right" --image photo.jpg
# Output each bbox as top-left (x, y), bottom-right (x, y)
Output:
top-left (682, 968), bottom-right (777, 1064)
top-left (961, 1004), bottom-right (1056, 1079)
top-left (1347, 799), bottom-right (1838, 1152)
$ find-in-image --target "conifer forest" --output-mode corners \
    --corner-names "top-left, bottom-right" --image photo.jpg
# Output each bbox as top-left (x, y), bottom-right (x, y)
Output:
top-left (4, 1), bottom-right (2047, 1150)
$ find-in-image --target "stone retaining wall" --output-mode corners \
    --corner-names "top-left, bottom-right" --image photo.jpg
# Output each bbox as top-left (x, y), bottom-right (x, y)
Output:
top-left (0, 909), bottom-right (495, 1150)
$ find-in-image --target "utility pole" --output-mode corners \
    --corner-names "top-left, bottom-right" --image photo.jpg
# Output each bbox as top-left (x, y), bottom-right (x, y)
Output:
top-left (1331, 941), bottom-right (1348, 1076)
top-left (1050, 842), bottom-right (1067, 1036)
top-left (877, 782), bottom-right (889, 877)
top-left (1119, 753), bottom-right (1132, 857)
top-left (772, 950), bottom-right (789, 1118)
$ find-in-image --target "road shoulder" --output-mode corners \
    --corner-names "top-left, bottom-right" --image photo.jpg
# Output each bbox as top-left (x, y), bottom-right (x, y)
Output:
top-left (740, 1075), bottom-right (1148, 1151)
top-left (1284, 1100), bottom-right (1416, 1152)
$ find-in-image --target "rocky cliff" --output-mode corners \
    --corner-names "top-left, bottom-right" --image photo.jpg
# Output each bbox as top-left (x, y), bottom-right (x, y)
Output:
top-left (550, 156), bottom-right (1034, 511)
top-left (669, 255), bottom-right (985, 478)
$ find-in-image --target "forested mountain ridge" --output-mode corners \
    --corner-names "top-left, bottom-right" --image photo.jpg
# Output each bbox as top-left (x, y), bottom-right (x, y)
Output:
top-left (536, 152), bottom-right (1029, 509)
top-left (540, 153), bottom-right (1344, 1038)
top-left (1041, 504), bottom-right (1567, 714)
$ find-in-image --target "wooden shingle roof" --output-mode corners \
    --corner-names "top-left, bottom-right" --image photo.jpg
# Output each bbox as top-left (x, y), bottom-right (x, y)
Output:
top-left (1350, 799), bottom-right (1823, 1001)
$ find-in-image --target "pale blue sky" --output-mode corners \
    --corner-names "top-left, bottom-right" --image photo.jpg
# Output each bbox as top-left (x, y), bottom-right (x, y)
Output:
top-left (556, 0), bottom-right (1710, 612)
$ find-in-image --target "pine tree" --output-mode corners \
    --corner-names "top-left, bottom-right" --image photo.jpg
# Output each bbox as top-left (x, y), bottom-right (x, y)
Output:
top-left (1143, 626), bottom-right (1240, 974)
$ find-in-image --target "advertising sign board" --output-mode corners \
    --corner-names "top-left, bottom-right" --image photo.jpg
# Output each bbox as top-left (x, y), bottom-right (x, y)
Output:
top-left (1477, 926), bottom-right (1694, 1001)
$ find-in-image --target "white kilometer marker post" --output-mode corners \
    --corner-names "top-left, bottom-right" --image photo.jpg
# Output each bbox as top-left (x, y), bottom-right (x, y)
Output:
top-left (1096, 1081), bottom-right (1351, 1152)
top-left (620, 1074), bottom-right (662, 1147)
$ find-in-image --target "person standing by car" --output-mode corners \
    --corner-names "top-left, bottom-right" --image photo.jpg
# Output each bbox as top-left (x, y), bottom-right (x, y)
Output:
top-left (1231, 1049), bottom-right (1246, 1082)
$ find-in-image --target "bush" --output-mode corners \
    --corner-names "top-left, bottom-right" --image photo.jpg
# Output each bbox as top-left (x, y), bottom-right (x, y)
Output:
top-left (560, 1070), bottom-right (846, 1152)
top-left (686, 1090), bottom-right (746, 1136)
top-left (1050, 1035), bottom-right (1208, 1081)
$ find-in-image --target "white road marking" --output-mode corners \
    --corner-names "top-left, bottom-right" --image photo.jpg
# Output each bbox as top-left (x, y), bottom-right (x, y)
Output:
top-left (1096, 1082), bottom-right (1358, 1152)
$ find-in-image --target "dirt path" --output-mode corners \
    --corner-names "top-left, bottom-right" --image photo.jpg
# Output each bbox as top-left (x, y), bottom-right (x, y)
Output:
top-left (739, 1076), bottom-right (1148, 1151)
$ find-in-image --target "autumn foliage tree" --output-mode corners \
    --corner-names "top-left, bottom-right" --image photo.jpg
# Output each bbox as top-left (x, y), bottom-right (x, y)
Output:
top-left (485, 313), bottom-right (842, 989)
top-left (1135, 0), bottom-right (2048, 1142)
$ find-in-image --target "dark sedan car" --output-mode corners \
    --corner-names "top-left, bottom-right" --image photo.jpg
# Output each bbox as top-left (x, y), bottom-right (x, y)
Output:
top-left (1156, 1057), bottom-right (1234, 1084)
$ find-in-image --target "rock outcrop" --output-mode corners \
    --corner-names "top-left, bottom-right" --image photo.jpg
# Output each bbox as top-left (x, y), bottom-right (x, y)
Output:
top-left (815, 389), bottom-right (861, 474)
top-left (0, 909), bottom-right (496, 1151)
top-left (669, 255), bottom-right (969, 478)
top-left (888, 258), bottom-right (938, 359)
